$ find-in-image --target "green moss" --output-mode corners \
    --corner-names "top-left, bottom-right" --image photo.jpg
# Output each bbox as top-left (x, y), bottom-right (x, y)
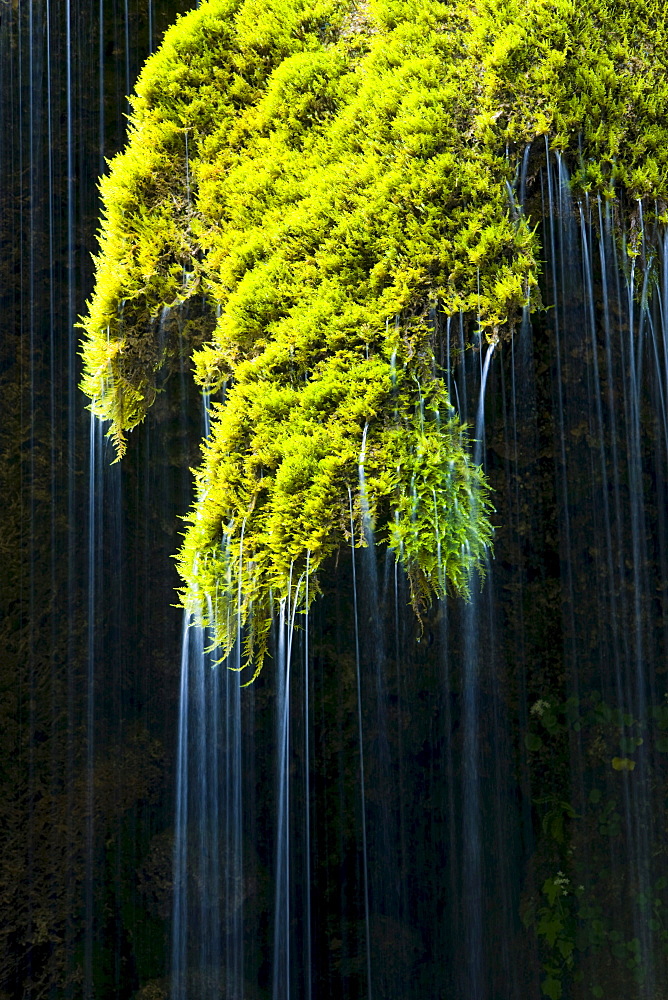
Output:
top-left (81, 0), bottom-right (668, 673)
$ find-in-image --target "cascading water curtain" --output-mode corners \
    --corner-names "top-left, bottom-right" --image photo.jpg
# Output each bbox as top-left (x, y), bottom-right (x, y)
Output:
top-left (487, 149), bottom-right (668, 1000)
top-left (166, 149), bottom-right (668, 1000)
top-left (172, 397), bottom-right (245, 1000)
top-left (11, 0), bottom-right (668, 988)
top-left (171, 610), bottom-right (244, 1000)
top-left (1, 1), bottom-right (201, 996)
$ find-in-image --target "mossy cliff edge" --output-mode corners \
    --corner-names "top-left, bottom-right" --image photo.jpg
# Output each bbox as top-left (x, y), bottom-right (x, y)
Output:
top-left (81, 0), bottom-right (668, 674)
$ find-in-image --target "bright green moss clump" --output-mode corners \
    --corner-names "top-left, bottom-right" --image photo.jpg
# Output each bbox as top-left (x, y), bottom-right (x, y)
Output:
top-left (81, 0), bottom-right (668, 673)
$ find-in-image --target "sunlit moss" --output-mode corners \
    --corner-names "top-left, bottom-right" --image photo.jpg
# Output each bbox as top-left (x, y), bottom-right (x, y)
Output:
top-left (81, 0), bottom-right (668, 673)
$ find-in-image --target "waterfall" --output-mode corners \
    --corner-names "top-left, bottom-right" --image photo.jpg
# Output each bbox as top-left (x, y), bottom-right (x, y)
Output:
top-left (1, 3), bottom-right (200, 995)
top-left (9, 1), bottom-right (668, 997)
top-left (348, 487), bottom-right (374, 1000)
top-left (171, 610), bottom-right (245, 1000)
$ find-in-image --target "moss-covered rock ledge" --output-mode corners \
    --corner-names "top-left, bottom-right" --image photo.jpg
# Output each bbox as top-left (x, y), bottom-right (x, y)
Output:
top-left (81, 0), bottom-right (668, 674)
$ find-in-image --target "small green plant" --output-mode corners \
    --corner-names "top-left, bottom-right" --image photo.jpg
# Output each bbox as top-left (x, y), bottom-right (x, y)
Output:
top-left (526, 871), bottom-right (579, 1000)
top-left (522, 692), bottom-right (668, 995)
